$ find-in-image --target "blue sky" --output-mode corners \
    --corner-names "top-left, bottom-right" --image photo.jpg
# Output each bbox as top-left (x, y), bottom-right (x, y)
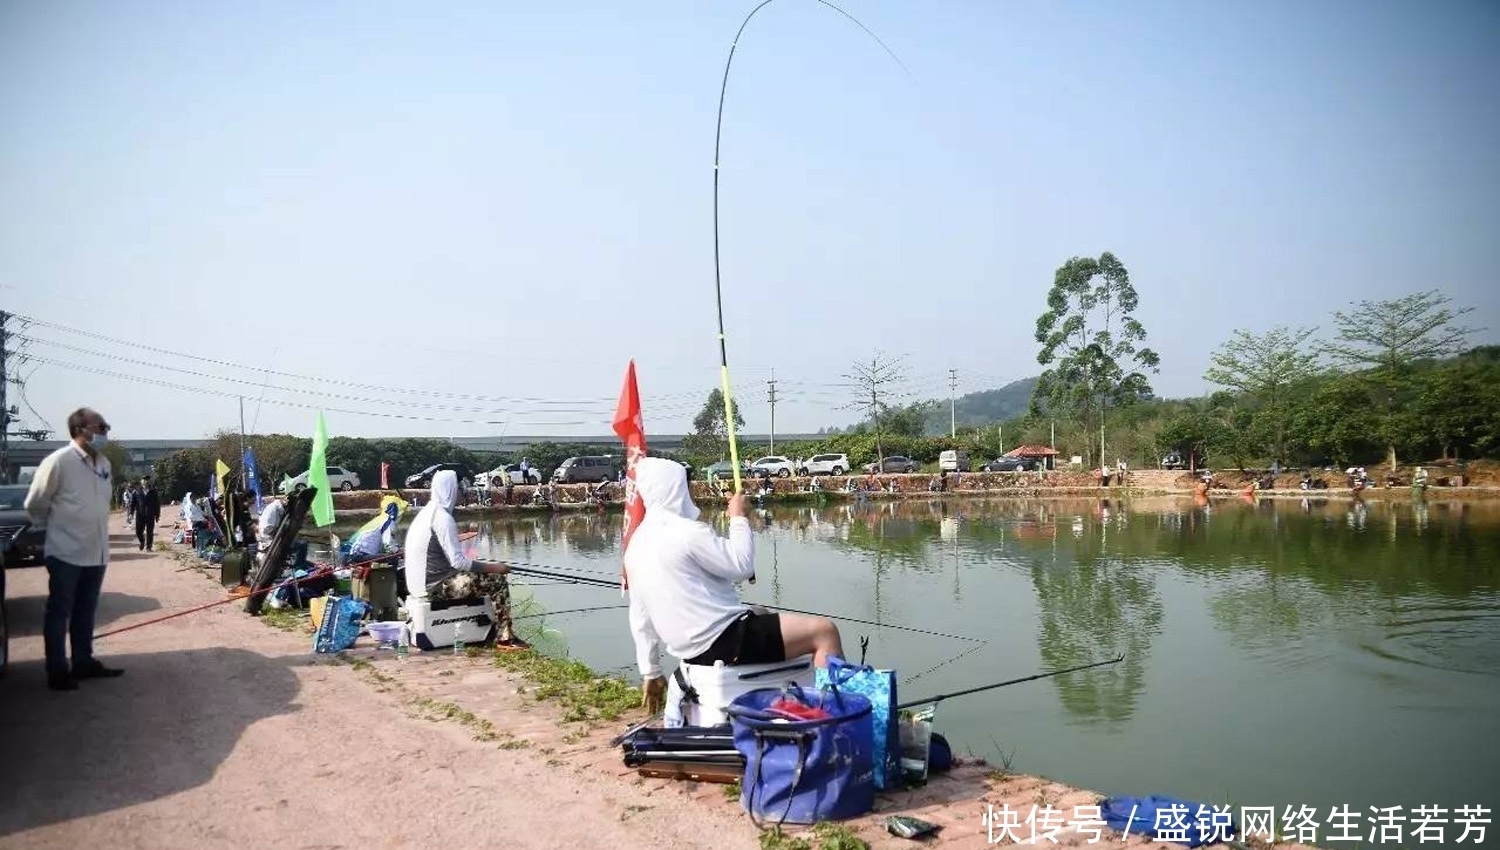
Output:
top-left (2, 0), bottom-right (1496, 440)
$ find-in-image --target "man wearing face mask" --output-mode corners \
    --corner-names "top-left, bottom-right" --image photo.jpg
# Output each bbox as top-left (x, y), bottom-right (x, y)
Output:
top-left (25, 407), bottom-right (125, 691)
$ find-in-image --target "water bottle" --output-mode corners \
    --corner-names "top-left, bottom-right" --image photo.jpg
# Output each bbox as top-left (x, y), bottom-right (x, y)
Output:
top-left (453, 635), bottom-right (465, 657)
top-left (396, 625), bottom-right (409, 662)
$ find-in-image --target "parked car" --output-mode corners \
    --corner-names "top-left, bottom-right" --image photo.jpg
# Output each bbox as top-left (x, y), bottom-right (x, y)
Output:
top-left (939, 450), bottom-right (970, 473)
top-left (981, 457), bottom-right (1039, 472)
top-left (280, 465), bottom-right (362, 493)
top-left (1161, 452), bottom-right (1186, 470)
top-left (551, 455), bottom-right (620, 484)
top-left (404, 463), bottom-right (474, 489)
top-left (750, 456), bottom-right (797, 478)
top-left (478, 463), bottom-right (541, 487)
top-left (0, 484), bottom-right (44, 567)
top-left (797, 453), bottom-right (850, 476)
top-left (863, 456), bottom-right (919, 474)
top-left (702, 460), bottom-right (765, 481)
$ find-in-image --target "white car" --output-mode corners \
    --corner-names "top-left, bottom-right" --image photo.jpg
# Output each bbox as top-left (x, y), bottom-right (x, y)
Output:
top-left (477, 463), bottom-right (541, 487)
top-left (750, 456), bottom-right (797, 478)
top-left (798, 453), bottom-right (850, 476)
top-left (280, 465), bottom-right (361, 493)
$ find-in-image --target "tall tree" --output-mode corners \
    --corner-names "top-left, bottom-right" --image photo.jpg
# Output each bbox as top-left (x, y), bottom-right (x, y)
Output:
top-left (841, 353), bottom-right (906, 466)
top-left (684, 388), bottom-right (743, 460)
top-left (1204, 326), bottom-right (1321, 465)
top-left (1031, 252), bottom-right (1160, 467)
top-left (1323, 290), bottom-right (1477, 469)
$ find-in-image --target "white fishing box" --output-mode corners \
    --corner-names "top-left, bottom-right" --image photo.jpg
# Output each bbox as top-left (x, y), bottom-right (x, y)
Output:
top-left (664, 655), bottom-right (816, 727)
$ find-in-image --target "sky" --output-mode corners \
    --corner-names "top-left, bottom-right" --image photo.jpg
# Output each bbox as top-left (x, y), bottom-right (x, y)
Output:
top-left (2, 0), bottom-right (1497, 442)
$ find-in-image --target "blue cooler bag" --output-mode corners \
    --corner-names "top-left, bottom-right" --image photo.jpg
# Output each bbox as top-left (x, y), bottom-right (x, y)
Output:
top-left (816, 656), bottom-right (899, 790)
top-left (725, 684), bottom-right (876, 828)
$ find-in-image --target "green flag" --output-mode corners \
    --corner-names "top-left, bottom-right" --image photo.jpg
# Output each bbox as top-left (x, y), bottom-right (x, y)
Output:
top-left (308, 412), bottom-right (334, 526)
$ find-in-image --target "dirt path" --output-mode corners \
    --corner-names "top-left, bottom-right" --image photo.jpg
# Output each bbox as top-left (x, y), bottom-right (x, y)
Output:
top-left (0, 514), bottom-right (755, 850)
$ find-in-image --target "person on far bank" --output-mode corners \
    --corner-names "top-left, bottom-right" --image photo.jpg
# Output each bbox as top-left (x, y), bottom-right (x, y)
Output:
top-left (626, 457), bottom-right (844, 710)
top-left (25, 407), bottom-right (126, 691)
top-left (134, 476), bottom-right (162, 551)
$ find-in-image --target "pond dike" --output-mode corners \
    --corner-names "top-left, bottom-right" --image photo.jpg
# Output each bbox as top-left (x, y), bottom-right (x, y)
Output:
top-left (325, 468), bottom-right (1499, 521)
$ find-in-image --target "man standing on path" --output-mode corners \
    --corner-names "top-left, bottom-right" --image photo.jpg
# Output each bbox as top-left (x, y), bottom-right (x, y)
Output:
top-left (24, 407), bottom-right (126, 691)
top-left (134, 476), bottom-right (161, 551)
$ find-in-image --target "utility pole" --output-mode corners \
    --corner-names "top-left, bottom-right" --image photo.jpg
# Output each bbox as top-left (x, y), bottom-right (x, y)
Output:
top-left (767, 369), bottom-right (778, 455)
top-left (948, 368), bottom-right (957, 439)
top-left (238, 395), bottom-right (247, 482)
top-left (0, 311), bottom-right (10, 484)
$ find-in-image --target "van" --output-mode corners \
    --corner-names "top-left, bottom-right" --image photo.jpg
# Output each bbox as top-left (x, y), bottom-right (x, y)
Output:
top-left (939, 450), bottom-right (970, 473)
top-left (551, 455), bottom-right (619, 484)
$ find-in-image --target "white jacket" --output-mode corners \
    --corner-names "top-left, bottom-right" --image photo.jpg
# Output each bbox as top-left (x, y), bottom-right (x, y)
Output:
top-left (403, 470), bottom-right (473, 596)
top-left (25, 442), bottom-right (112, 567)
top-left (625, 456), bottom-right (755, 678)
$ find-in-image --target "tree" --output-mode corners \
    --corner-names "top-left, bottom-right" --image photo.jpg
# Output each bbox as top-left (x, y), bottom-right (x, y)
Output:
top-left (1323, 290), bottom-right (1477, 469)
top-left (1204, 326), bottom-right (1321, 465)
top-left (684, 388), bottom-right (744, 460)
top-left (1032, 252), bottom-right (1160, 468)
top-left (882, 400), bottom-right (938, 438)
top-left (841, 353), bottom-right (906, 466)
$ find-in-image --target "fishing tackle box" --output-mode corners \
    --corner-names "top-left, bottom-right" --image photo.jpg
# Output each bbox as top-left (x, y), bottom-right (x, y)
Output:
top-left (665, 655), bottom-right (815, 727)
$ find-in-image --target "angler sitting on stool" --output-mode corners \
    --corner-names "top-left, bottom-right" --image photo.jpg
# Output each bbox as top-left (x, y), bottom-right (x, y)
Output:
top-left (625, 457), bottom-right (843, 712)
top-left (404, 470), bottom-right (529, 650)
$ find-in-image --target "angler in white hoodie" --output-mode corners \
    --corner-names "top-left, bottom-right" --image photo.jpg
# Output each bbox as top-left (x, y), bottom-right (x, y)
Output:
top-left (625, 457), bottom-right (843, 697)
top-left (405, 470), bottom-right (528, 648)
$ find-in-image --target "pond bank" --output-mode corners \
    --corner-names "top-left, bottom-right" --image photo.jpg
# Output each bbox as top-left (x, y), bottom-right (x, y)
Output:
top-left (141, 524), bottom-right (1333, 850)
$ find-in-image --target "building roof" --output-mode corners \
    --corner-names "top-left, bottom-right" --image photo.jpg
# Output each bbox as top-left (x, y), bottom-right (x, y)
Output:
top-left (1005, 445), bottom-right (1060, 457)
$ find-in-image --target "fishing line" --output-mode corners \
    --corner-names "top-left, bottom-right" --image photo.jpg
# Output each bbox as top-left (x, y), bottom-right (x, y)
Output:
top-left (502, 559), bottom-right (983, 643)
top-left (710, 0), bottom-right (910, 495)
top-left (900, 640), bottom-right (991, 685)
top-left (513, 604), bottom-right (630, 621)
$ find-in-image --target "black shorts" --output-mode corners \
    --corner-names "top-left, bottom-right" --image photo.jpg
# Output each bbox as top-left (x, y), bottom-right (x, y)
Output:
top-left (686, 611), bottom-right (785, 667)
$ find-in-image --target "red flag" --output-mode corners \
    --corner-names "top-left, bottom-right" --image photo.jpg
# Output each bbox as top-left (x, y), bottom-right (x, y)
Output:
top-left (612, 360), bottom-right (648, 587)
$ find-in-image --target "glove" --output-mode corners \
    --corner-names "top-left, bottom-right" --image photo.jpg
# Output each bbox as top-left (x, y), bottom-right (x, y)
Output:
top-left (642, 676), bottom-right (667, 715)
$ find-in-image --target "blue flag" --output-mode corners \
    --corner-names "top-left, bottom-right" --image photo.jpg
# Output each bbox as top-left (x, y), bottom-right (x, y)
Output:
top-left (243, 447), bottom-right (263, 512)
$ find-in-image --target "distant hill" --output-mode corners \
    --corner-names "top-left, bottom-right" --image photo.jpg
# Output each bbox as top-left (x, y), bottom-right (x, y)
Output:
top-left (822, 376), bottom-right (1039, 434)
top-left (922, 376), bottom-right (1038, 434)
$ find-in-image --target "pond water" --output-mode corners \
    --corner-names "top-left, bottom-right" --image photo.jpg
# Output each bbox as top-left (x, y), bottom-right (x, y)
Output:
top-left (451, 495), bottom-right (1498, 834)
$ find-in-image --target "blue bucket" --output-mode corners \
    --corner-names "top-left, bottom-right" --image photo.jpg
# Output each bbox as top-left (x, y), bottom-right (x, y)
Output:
top-left (725, 684), bottom-right (876, 828)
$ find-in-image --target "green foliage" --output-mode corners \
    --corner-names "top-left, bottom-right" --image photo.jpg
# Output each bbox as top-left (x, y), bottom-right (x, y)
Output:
top-left (1031, 252), bottom-right (1160, 466)
top-left (1204, 326), bottom-right (1322, 464)
top-left (684, 388), bottom-right (744, 460)
top-left (1323, 290), bottom-right (1478, 468)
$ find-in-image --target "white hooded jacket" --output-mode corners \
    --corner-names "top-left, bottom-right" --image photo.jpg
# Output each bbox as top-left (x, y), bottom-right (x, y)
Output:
top-left (403, 470), bottom-right (472, 596)
top-left (625, 457), bottom-right (755, 678)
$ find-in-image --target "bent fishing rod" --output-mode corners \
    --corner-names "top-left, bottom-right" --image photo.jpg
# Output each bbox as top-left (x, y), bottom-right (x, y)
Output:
top-left (894, 653), bottom-right (1125, 711)
top-left (709, 0), bottom-right (908, 497)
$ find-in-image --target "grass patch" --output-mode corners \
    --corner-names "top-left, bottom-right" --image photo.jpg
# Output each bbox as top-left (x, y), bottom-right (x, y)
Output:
top-left (259, 606), bottom-right (310, 633)
top-left (492, 649), bottom-right (639, 727)
top-left (757, 823), bottom-right (868, 850)
top-left (810, 823), bottom-right (869, 850)
top-left (724, 779), bottom-right (742, 801)
top-left (409, 695), bottom-right (502, 742)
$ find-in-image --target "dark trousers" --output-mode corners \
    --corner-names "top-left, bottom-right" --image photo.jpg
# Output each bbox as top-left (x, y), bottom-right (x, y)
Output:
top-left (44, 557), bottom-right (106, 677)
top-left (135, 516), bottom-right (156, 550)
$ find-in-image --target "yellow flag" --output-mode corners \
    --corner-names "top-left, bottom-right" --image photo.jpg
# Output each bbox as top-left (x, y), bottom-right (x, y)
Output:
top-left (215, 458), bottom-right (234, 539)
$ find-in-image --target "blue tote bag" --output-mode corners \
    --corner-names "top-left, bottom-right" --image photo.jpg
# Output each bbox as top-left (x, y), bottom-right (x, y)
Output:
top-left (725, 684), bottom-right (875, 828)
top-left (816, 657), bottom-right (899, 789)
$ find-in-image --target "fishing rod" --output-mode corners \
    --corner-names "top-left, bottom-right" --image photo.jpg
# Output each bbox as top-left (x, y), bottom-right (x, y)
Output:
top-left (710, 0), bottom-right (909, 496)
top-left (504, 560), bottom-right (978, 641)
top-left (894, 653), bottom-right (1125, 711)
